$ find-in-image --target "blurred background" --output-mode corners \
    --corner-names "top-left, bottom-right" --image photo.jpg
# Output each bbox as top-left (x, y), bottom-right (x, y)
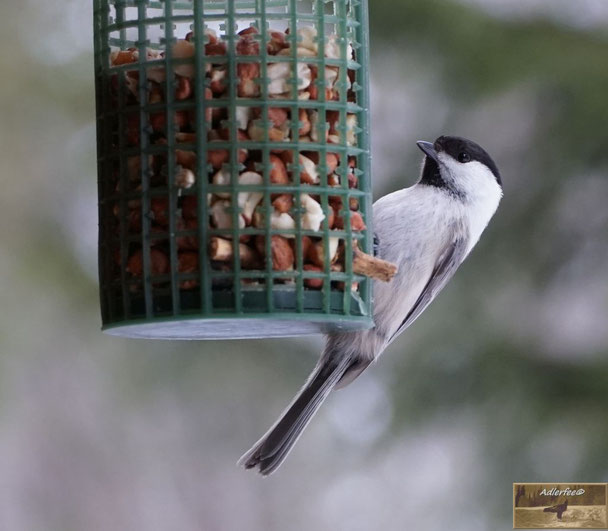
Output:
top-left (1, 0), bottom-right (607, 529)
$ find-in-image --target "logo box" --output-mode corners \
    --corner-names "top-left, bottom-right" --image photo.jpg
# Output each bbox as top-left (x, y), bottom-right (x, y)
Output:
top-left (513, 483), bottom-right (607, 529)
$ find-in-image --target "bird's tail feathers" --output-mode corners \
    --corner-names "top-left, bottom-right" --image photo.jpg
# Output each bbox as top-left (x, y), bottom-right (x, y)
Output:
top-left (238, 355), bottom-right (352, 476)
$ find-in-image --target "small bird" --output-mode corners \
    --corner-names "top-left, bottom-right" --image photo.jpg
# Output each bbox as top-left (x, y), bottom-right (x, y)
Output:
top-left (240, 135), bottom-right (503, 475)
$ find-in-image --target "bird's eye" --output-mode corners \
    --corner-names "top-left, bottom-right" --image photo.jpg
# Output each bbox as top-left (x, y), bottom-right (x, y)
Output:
top-left (458, 152), bottom-right (471, 163)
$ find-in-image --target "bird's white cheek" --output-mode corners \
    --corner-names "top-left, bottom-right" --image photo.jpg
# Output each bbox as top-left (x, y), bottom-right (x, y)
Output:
top-left (440, 158), bottom-right (500, 201)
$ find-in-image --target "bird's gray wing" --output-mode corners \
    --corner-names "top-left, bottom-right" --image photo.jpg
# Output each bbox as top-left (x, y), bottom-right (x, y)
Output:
top-left (386, 236), bottom-right (469, 345)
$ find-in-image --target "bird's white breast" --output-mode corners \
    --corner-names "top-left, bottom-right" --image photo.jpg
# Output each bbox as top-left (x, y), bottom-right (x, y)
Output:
top-left (371, 186), bottom-right (463, 342)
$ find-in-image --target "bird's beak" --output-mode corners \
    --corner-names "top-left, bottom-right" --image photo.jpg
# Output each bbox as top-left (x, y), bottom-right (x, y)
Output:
top-left (416, 141), bottom-right (439, 162)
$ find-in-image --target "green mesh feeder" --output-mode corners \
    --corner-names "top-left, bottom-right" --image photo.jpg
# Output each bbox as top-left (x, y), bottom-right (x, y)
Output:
top-left (94, 0), bottom-right (373, 339)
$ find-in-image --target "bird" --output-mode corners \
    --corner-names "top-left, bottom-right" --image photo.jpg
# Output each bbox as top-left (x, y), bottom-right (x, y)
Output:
top-left (543, 499), bottom-right (568, 520)
top-left (239, 135), bottom-right (503, 475)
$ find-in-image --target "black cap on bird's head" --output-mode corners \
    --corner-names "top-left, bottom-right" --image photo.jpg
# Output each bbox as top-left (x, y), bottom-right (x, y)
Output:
top-left (416, 136), bottom-right (502, 191)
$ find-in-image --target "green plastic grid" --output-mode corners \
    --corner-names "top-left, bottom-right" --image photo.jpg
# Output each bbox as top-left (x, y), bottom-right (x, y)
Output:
top-left (163, 0), bottom-right (180, 316)
top-left (94, 0), bottom-right (373, 339)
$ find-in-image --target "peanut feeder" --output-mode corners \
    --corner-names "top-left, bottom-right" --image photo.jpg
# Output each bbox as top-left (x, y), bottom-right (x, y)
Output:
top-left (94, 0), bottom-right (392, 339)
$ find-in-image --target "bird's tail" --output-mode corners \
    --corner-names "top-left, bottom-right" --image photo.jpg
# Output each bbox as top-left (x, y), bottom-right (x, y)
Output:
top-left (238, 354), bottom-right (352, 476)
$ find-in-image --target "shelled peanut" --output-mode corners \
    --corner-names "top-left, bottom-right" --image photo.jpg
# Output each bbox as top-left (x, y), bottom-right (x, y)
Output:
top-left (108, 25), bottom-right (364, 292)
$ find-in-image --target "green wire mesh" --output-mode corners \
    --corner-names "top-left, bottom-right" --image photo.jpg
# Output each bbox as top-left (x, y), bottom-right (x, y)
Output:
top-left (94, 0), bottom-right (373, 339)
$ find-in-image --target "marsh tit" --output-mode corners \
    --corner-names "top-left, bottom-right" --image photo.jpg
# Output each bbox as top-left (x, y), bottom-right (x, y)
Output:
top-left (240, 136), bottom-right (502, 475)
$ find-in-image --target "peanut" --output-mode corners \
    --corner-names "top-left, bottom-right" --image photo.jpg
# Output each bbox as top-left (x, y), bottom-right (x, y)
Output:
top-left (272, 194), bottom-right (293, 214)
top-left (126, 248), bottom-right (169, 277)
top-left (303, 264), bottom-right (323, 289)
top-left (178, 251), bottom-right (199, 289)
top-left (177, 218), bottom-right (198, 250)
top-left (175, 76), bottom-right (192, 100)
top-left (150, 197), bottom-right (170, 226)
top-left (334, 211), bottom-right (366, 231)
top-left (270, 154), bottom-right (289, 184)
top-left (255, 235), bottom-right (294, 271)
top-left (181, 195), bottom-right (198, 220)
